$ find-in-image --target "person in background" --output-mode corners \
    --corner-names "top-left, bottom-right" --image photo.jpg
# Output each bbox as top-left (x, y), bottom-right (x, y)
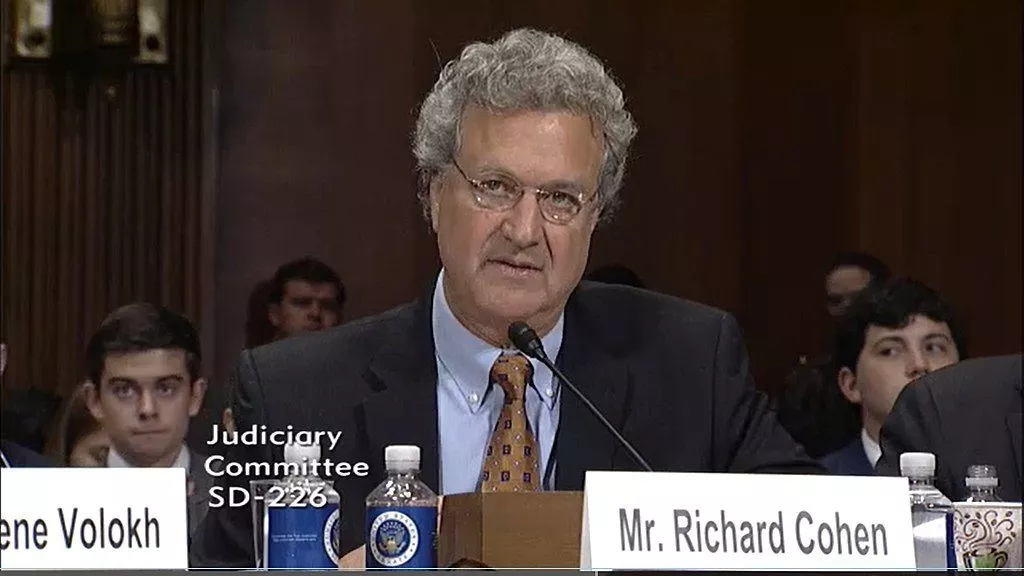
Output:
top-left (45, 383), bottom-right (110, 466)
top-left (0, 342), bottom-right (53, 467)
top-left (773, 251), bottom-right (892, 458)
top-left (82, 303), bottom-right (217, 539)
top-left (266, 257), bottom-right (346, 340)
top-left (219, 259), bottom-right (347, 435)
top-left (876, 354), bottom-right (1022, 501)
top-left (244, 279), bottom-right (275, 348)
top-left (584, 263), bottom-right (646, 289)
top-left (822, 277), bottom-right (965, 475)
top-left (825, 251), bottom-right (891, 318)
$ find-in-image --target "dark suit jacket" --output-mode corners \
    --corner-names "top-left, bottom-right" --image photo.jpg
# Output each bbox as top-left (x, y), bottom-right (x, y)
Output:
top-left (0, 439), bottom-right (53, 467)
top-left (187, 448), bottom-right (218, 542)
top-left (190, 281), bottom-right (821, 567)
top-left (876, 354), bottom-right (1023, 502)
top-left (820, 436), bottom-right (875, 476)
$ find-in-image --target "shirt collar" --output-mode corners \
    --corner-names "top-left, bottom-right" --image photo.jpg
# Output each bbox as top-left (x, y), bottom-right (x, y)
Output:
top-left (861, 427), bottom-right (881, 468)
top-left (432, 269), bottom-right (564, 410)
top-left (107, 444), bottom-right (190, 471)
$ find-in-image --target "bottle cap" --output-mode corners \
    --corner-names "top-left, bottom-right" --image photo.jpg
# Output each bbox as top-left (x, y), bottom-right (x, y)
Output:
top-left (385, 445), bottom-right (420, 472)
top-left (900, 452), bottom-right (936, 477)
top-left (966, 464), bottom-right (999, 488)
top-left (283, 442), bottom-right (320, 464)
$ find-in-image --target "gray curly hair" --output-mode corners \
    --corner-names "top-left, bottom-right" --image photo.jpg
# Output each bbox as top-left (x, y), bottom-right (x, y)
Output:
top-left (413, 28), bottom-right (638, 223)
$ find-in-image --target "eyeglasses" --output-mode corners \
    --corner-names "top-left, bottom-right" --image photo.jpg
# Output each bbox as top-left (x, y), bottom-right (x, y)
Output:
top-left (450, 159), bottom-right (593, 224)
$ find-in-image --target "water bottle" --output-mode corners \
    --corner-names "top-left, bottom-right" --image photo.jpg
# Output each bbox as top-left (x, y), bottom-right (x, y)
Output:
top-left (901, 452), bottom-right (955, 569)
top-left (365, 445), bottom-right (438, 569)
top-left (265, 442), bottom-right (342, 570)
top-left (963, 464), bottom-right (1002, 502)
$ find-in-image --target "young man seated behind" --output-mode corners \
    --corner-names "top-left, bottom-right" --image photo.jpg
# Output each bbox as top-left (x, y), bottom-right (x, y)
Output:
top-left (83, 303), bottom-right (214, 540)
top-left (822, 278), bottom-right (966, 475)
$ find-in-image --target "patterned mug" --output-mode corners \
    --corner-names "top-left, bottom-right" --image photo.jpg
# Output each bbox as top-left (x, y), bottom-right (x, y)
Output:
top-left (952, 502), bottom-right (1022, 570)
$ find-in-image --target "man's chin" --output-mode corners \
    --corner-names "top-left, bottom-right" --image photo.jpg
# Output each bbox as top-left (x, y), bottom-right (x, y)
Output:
top-left (477, 293), bottom-right (548, 327)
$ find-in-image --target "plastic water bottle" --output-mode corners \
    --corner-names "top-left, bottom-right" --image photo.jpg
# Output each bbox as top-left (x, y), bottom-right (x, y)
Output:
top-left (963, 464), bottom-right (1002, 502)
top-left (265, 443), bottom-right (342, 570)
top-left (901, 452), bottom-right (954, 569)
top-left (365, 445), bottom-right (438, 569)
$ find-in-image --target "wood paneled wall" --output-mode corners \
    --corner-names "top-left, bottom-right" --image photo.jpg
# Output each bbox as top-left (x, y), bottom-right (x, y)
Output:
top-left (1, 0), bottom-right (214, 397)
top-left (211, 0), bottom-right (1020, 410)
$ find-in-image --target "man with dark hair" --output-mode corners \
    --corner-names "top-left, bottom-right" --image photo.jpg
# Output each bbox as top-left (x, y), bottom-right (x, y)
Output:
top-left (266, 257), bottom-right (345, 340)
top-left (773, 251), bottom-right (893, 459)
top-left (821, 278), bottom-right (965, 475)
top-left (876, 354), bottom-right (1022, 501)
top-left (0, 342), bottom-right (53, 467)
top-left (825, 251), bottom-right (891, 318)
top-left (82, 303), bottom-right (215, 539)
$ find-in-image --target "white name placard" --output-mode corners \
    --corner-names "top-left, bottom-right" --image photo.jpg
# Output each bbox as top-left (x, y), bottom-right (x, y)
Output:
top-left (580, 471), bottom-right (916, 571)
top-left (0, 468), bottom-right (188, 569)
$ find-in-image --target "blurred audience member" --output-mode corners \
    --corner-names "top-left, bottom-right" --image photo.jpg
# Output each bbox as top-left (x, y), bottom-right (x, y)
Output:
top-left (45, 383), bottom-right (110, 466)
top-left (267, 257), bottom-right (346, 340)
top-left (773, 251), bottom-right (892, 459)
top-left (585, 264), bottom-right (646, 289)
top-left (243, 280), bottom-right (275, 348)
top-left (0, 388), bottom-right (60, 454)
top-left (82, 303), bottom-right (216, 538)
top-left (876, 354), bottom-right (1021, 501)
top-left (822, 278), bottom-right (965, 475)
top-left (825, 251), bottom-right (891, 318)
top-left (0, 342), bottom-right (53, 467)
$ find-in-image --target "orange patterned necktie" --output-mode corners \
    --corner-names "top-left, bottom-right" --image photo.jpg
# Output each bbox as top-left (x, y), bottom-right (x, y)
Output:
top-left (480, 352), bottom-right (541, 492)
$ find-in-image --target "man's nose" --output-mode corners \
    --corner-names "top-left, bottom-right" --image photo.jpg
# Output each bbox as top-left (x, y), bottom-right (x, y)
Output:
top-left (137, 390), bottom-right (158, 419)
top-left (906, 349), bottom-right (929, 379)
top-left (501, 192), bottom-right (544, 247)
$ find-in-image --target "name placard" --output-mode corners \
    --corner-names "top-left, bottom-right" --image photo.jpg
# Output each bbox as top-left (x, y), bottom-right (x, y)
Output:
top-left (0, 468), bottom-right (188, 569)
top-left (580, 471), bottom-right (916, 571)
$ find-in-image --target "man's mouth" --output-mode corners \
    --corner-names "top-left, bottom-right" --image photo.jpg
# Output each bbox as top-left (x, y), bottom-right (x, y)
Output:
top-left (489, 257), bottom-right (542, 271)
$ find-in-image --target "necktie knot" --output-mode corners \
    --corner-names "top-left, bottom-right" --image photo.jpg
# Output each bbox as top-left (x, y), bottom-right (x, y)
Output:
top-left (489, 352), bottom-right (533, 402)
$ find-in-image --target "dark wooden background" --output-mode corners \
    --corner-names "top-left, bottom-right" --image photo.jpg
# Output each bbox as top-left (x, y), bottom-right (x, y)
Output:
top-left (2, 1), bottom-right (1020, 439)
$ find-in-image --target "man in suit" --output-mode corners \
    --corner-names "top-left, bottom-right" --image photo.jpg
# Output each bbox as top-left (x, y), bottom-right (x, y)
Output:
top-left (876, 354), bottom-right (1022, 501)
top-left (191, 28), bottom-right (820, 568)
top-left (820, 278), bottom-right (965, 475)
top-left (82, 303), bottom-right (217, 540)
top-left (0, 342), bottom-right (53, 468)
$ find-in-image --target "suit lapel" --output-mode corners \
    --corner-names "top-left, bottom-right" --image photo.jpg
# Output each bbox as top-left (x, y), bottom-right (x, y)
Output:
top-left (360, 289), bottom-right (440, 492)
top-left (554, 289), bottom-right (634, 490)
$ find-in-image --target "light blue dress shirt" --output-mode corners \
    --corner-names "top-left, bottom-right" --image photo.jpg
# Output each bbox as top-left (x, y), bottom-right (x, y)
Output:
top-left (433, 269), bottom-right (563, 494)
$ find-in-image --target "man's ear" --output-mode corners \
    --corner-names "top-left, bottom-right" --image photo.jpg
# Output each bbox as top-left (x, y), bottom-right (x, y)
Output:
top-left (83, 381), bottom-right (105, 421)
top-left (837, 366), bottom-right (862, 404)
top-left (267, 303), bottom-right (282, 328)
top-left (428, 176), bottom-right (443, 233)
top-left (188, 378), bottom-right (208, 417)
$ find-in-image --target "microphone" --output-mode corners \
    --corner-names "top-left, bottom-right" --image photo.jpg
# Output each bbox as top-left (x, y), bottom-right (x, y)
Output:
top-left (508, 321), bottom-right (653, 472)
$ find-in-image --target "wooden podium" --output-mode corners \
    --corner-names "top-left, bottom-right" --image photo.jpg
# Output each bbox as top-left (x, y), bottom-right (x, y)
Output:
top-left (438, 491), bottom-right (584, 568)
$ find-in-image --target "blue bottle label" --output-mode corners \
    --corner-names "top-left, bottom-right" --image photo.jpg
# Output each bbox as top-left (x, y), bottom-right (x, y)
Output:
top-left (366, 506), bottom-right (437, 569)
top-left (267, 505), bottom-right (341, 569)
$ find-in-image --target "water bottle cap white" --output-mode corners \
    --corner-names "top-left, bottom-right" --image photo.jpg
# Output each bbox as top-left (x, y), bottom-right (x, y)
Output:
top-left (900, 452), bottom-right (936, 477)
top-left (283, 442), bottom-right (320, 464)
top-left (385, 445), bottom-right (420, 471)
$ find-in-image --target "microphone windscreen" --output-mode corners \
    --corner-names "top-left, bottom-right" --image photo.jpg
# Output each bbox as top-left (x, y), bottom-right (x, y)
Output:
top-left (507, 321), bottom-right (537, 351)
